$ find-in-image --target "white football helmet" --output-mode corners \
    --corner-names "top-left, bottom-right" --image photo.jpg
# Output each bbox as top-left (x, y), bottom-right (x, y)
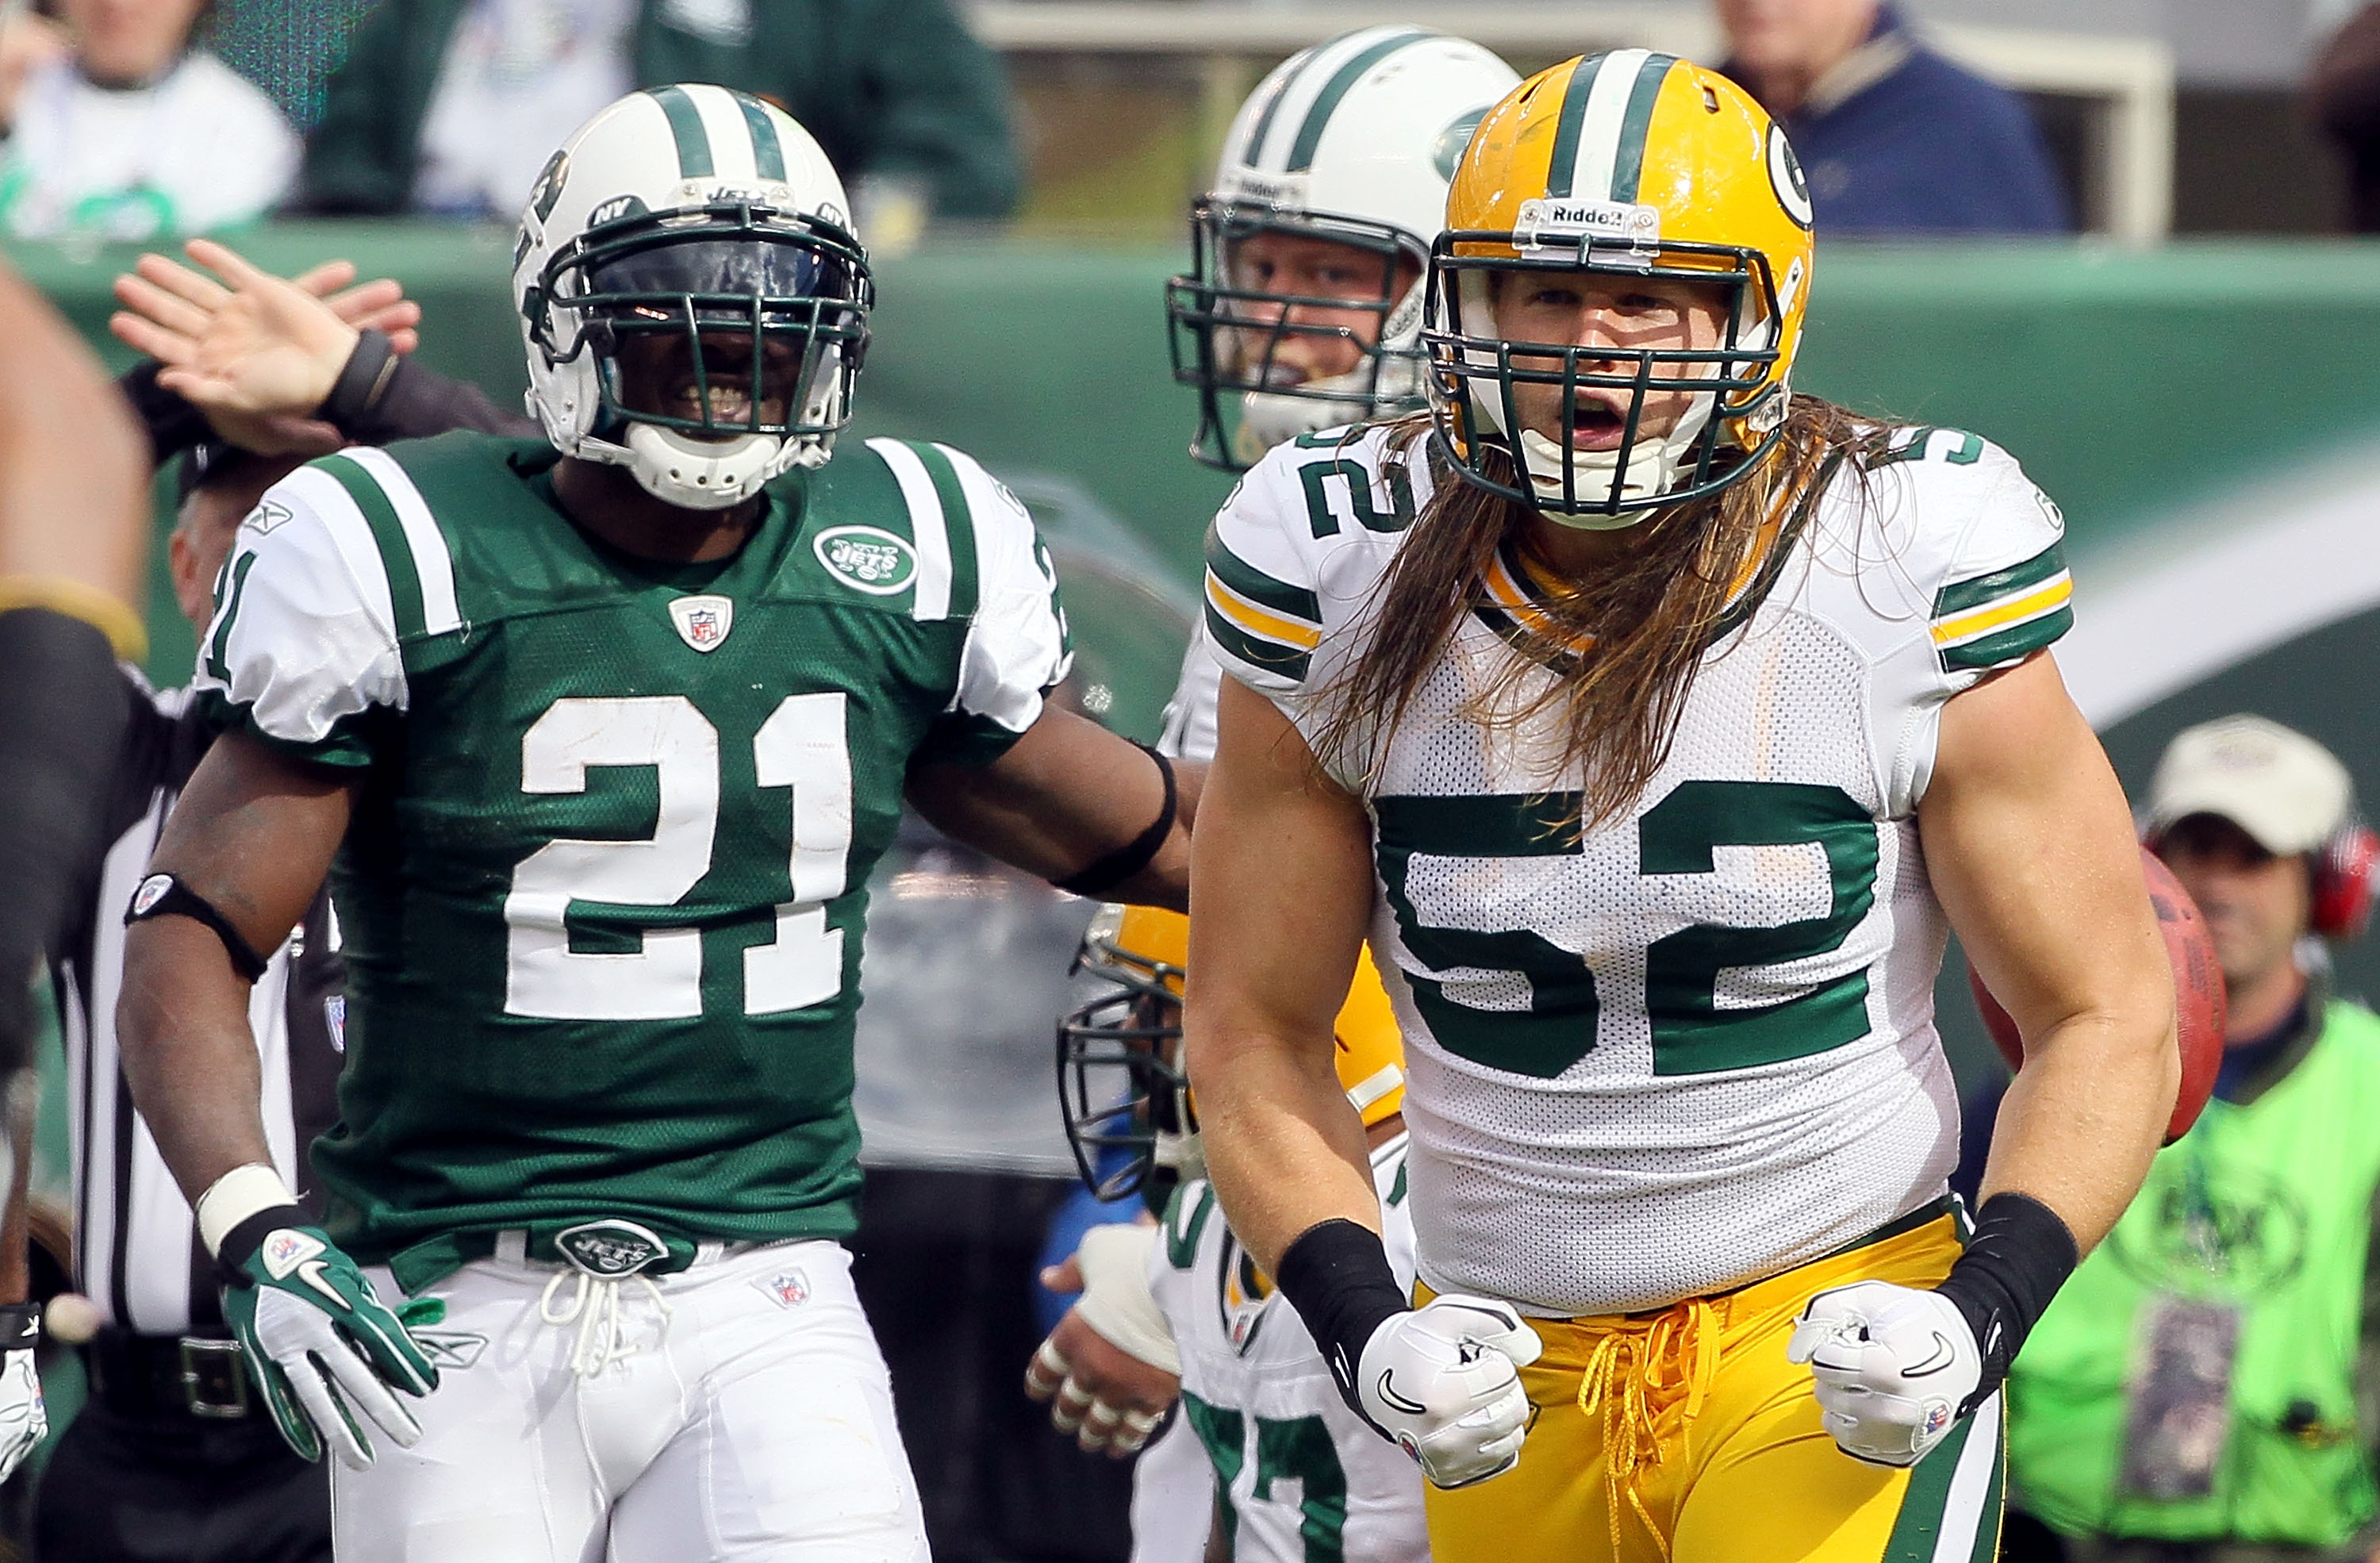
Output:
top-left (1165, 28), bottom-right (1520, 468)
top-left (514, 84), bottom-right (872, 510)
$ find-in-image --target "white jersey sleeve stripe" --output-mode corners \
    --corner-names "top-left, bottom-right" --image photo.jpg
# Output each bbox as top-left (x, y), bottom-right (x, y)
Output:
top-left (865, 437), bottom-right (954, 623)
top-left (341, 445), bottom-right (463, 636)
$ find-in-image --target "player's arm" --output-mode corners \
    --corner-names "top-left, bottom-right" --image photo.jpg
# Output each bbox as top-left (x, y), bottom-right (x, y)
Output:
top-left (905, 710), bottom-right (1199, 911)
top-left (118, 730), bottom-right (355, 1203)
top-left (1183, 678), bottom-right (1376, 1266)
top-left (117, 729), bottom-right (435, 1468)
top-left (1184, 678), bottom-right (1537, 1488)
top-left (1926, 651), bottom-right (2176, 1249)
top-left (1791, 649), bottom-right (2175, 1467)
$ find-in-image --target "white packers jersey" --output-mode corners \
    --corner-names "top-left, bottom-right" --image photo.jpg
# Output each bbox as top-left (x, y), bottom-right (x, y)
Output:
top-left (1201, 423), bottom-right (2073, 1316)
top-left (1150, 1135), bottom-right (1427, 1563)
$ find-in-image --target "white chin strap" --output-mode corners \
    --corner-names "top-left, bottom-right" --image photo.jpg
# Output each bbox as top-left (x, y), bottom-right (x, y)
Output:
top-left (1509, 395), bottom-right (1716, 529)
top-left (620, 424), bottom-right (789, 510)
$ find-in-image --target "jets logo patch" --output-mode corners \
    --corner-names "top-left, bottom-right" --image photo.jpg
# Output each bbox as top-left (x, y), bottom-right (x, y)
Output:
top-left (554, 1219), bottom-right (669, 1277)
top-left (753, 1269), bottom-right (811, 1308)
top-left (813, 527), bottom-right (917, 595)
top-left (668, 593), bottom-right (734, 652)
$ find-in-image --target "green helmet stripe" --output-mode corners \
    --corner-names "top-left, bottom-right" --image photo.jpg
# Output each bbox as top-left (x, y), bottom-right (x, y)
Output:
top-left (738, 94), bottom-right (787, 182)
top-left (1608, 53), bottom-right (1677, 203)
top-left (1238, 62), bottom-right (1299, 171)
top-left (1545, 56), bottom-right (1603, 199)
top-left (1286, 29), bottom-right (1430, 171)
top-left (646, 85), bottom-right (716, 179)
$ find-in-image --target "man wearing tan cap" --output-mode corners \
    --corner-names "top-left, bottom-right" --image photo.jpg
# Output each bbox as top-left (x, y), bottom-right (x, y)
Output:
top-left (2001, 715), bottom-right (2380, 1561)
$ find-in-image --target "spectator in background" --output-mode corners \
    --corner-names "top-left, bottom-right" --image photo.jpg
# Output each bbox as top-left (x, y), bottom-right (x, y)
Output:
top-left (0, 0), bottom-right (298, 240)
top-left (1714, 0), bottom-right (2071, 234)
top-left (294, 0), bottom-right (1020, 235)
top-left (2309, 5), bottom-right (2380, 232)
top-left (1998, 716), bottom-right (2380, 1561)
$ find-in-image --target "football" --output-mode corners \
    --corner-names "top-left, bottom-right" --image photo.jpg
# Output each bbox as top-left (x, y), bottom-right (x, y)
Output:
top-left (1969, 844), bottom-right (2226, 1144)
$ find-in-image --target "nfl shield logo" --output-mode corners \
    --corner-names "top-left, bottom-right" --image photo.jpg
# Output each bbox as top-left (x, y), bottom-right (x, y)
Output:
top-left (669, 594), bottom-right (735, 653)
top-left (753, 1269), bottom-right (811, 1308)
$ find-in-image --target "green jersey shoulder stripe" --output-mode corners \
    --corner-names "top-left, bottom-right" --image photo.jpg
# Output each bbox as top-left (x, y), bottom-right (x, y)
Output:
top-left (864, 437), bottom-right (956, 621)
top-left (1203, 599), bottom-right (1311, 684)
top-left (313, 453), bottom-right (463, 644)
top-left (1933, 540), bottom-right (2069, 620)
top-left (738, 94), bottom-right (787, 182)
top-left (647, 85), bottom-right (715, 179)
top-left (340, 446), bottom-right (463, 636)
top-left (1205, 528), bottom-right (1320, 625)
top-left (1940, 606), bottom-right (2072, 673)
top-left (1285, 28), bottom-right (1431, 172)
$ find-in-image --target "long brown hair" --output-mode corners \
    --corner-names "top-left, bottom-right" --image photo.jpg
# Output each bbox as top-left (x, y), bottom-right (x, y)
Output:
top-left (1314, 394), bottom-right (1870, 827)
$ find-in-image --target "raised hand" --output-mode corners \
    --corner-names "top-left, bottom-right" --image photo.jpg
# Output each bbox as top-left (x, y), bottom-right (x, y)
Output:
top-left (109, 238), bottom-right (424, 455)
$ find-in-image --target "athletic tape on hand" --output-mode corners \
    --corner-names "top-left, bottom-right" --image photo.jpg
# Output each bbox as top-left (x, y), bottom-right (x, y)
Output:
top-left (1072, 1223), bottom-right (1182, 1375)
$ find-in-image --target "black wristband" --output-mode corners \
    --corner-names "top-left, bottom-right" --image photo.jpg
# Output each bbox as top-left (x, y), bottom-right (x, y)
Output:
top-left (322, 328), bottom-right (400, 434)
top-left (1054, 744), bottom-right (1177, 897)
top-left (1933, 1192), bottom-right (2079, 1414)
top-left (214, 1204), bottom-right (312, 1283)
top-left (1273, 1218), bottom-right (1411, 1417)
top-left (0, 1304), bottom-right (36, 1353)
top-left (125, 872), bottom-right (270, 983)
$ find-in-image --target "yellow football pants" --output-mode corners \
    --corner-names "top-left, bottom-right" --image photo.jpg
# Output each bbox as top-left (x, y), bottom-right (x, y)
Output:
top-left (1422, 1207), bottom-right (2004, 1563)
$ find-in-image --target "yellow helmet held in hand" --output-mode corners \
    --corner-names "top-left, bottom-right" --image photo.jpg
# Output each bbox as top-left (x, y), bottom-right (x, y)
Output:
top-left (1425, 51), bottom-right (1814, 520)
top-left (1058, 904), bottom-right (1407, 1200)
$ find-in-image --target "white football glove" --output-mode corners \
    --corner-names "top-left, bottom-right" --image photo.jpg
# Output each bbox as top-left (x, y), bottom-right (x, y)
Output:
top-left (1357, 1295), bottom-right (1542, 1488)
top-left (0, 1307), bottom-right (44, 1486)
top-left (1787, 1279), bottom-right (1982, 1467)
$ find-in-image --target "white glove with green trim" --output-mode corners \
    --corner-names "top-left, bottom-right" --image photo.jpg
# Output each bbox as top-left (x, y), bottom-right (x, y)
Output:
top-left (217, 1209), bottom-right (438, 1469)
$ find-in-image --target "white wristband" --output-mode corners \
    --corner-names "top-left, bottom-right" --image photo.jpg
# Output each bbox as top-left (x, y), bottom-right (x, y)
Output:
top-left (1073, 1222), bottom-right (1181, 1375)
top-left (194, 1163), bottom-right (299, 1258)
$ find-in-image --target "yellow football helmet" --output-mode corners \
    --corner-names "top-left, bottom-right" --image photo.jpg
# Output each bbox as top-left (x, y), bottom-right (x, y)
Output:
top-left (1058, 904), bottom-right (1407, 1200)
top-left (1424, 50), bottom-right (1814, 520)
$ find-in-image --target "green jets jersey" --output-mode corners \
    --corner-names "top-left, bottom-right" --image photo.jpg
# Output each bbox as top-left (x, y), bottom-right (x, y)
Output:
top-left (196, 433), bottom-right (1069, 1285)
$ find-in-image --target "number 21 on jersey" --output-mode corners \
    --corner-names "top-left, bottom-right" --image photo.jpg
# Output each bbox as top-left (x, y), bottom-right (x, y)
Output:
top-left (504, 693), bottom-right (850, 1021)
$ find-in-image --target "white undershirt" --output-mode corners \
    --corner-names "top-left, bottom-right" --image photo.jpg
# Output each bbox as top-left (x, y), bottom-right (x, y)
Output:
top-left (413, 0), bottom-right (636, 219)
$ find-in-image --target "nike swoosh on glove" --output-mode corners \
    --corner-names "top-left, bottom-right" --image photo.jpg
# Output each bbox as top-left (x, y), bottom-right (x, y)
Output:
top-left (1357, 1295), bottom-right (1543, 1488)
top-left (0, 1306), bottom-right (44, 1485)
top-left (219, 1211), bottom-right (438, 1469)
top-left (1786, 1279), bottom-right (1982, 1467)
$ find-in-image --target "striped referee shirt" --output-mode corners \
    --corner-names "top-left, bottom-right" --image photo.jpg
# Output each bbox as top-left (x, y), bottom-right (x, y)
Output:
top-left (52, 673), bottom-right (344, 1338)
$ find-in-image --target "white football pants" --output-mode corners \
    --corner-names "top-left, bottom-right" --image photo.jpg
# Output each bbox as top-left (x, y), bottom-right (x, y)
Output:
top-left (332, 1238), bottom-right (926, 1563)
